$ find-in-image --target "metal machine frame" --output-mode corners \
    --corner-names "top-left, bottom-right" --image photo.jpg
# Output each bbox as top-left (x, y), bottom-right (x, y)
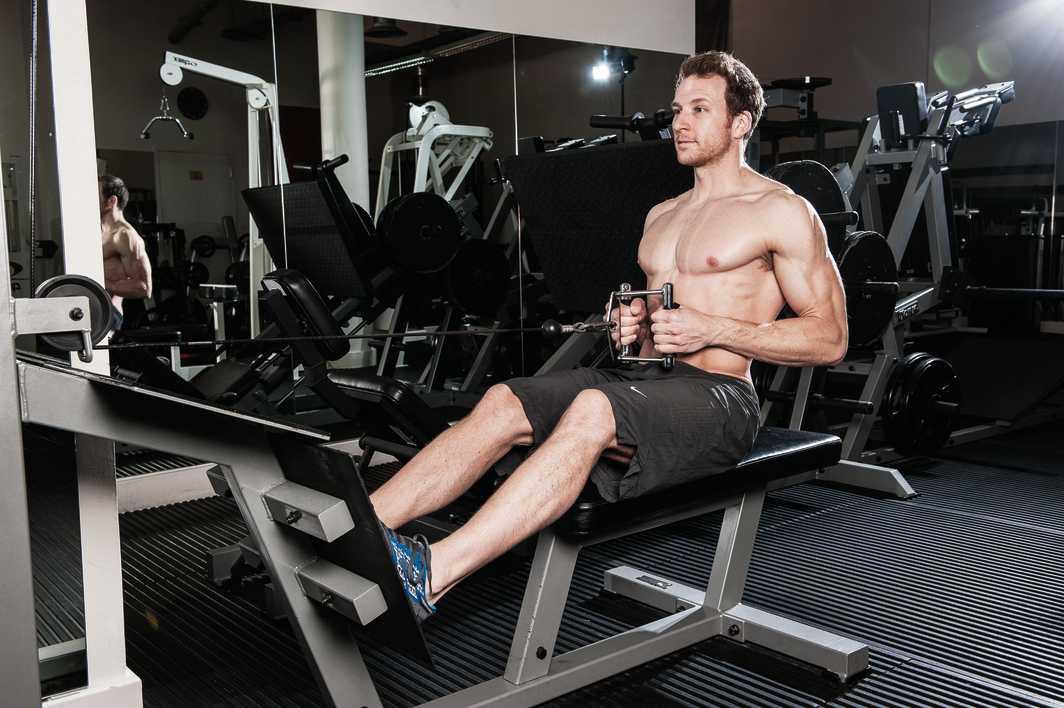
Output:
top-left (767, 82), bottom-right (1031, 483)
top-left (374, 120), bottom-right (494, 220)
top-left (420, 472), bottom-right (867, 707)
top-left (157, 50), bottom-right (290, 338)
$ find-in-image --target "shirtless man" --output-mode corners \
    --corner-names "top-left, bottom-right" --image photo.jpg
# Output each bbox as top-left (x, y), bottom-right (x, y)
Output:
top-left (99, 174), bottom-right (152, 327)
top-left (371, 51), bottom-right (848, 620)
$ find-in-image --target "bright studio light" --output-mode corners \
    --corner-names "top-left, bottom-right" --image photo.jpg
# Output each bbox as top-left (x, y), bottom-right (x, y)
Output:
top-left (591, 61), bottom-right (612, 82)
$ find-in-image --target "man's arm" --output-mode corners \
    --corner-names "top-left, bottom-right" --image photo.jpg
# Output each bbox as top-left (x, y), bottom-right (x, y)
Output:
top-left (110, 228), bottom-right (153, 299)
top-left (651, 193), bottom-right (848, 366)
top-left (607, 199), bottom-right (674, 349)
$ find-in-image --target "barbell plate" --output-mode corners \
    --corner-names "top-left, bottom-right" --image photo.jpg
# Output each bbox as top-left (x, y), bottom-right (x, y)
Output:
top-left (33, 274), bottom-right (115, 351)
top-left (376, 192), bottom-right (463, 275)
top-left (838, 230), bottom-right (899, 349)
top-left (884, 353), bottom-right (959, 454)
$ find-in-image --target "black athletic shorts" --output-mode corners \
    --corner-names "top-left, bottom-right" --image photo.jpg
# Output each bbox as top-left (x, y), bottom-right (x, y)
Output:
top-left (504, 363), bottom-right (760, 502)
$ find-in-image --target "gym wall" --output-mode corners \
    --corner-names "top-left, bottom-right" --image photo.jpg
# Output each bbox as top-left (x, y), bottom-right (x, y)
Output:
top-left (733, 0), bottom-right (1064, 129)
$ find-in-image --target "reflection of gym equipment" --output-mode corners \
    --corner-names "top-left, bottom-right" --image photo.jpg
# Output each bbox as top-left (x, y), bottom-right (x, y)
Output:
top-left (788, 79), bottom-right (1057, 475)
top-left (153, 50), bottom-right (289, 337)
top-left (239, 156), bottom-right (476, 410)
top-left (374, 100), bottom-right (494, 219)
top-left (139, 93), bottom-right (193, 140)
top-left (589, 109), bottom-right (673, 142)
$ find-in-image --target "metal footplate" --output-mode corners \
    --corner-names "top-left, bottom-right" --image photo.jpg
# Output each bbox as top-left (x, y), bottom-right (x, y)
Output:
top-left (297, 559), bottom-right (387, 626)
top-left (604, 566), bottom-right (868, 681)
top-left (263, 480), bottom-right (355, 542)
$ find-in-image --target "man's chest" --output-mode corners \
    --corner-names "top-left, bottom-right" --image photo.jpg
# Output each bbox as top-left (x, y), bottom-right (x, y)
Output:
top-left (638, 205), bottom-right (768, 275)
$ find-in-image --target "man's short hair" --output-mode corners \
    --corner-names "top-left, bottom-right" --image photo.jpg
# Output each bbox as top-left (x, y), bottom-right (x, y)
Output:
top-left (676, 51), bottom-right (765, 140)
top-left (98, 174), bottom-right (129, 211)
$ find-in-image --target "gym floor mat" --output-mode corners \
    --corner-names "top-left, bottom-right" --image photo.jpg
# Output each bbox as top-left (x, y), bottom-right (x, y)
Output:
top-left (28, 422), bottom-right (1064, 706)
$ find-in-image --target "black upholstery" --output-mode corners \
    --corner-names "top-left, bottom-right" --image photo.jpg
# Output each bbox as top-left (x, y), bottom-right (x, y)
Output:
top-left (554, 427), bottom-right (841, 537)
top-left (326, 370), bottom-right (448, 444)
top-left (243, 181), bottom-right (376, 300)
top-left (262, 269), bottom-right (350, 361)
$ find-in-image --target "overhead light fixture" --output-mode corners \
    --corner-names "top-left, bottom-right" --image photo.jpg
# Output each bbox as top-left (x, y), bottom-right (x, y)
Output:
top-left (591, 47), bottom-right (612, 82)
top-left (591, 46), bottom-right (637, 83)
top-left (365, 17), bottom-right (406, 38)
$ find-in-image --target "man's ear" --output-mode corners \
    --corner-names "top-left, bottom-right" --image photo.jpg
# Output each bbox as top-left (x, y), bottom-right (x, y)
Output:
top-left (732, 111), bottom-right (752, 141)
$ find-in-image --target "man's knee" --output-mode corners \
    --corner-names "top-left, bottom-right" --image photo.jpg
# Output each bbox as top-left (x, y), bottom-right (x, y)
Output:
top-left (558, 389), bottom-right (616, 446)
top-left (474, 384), bottom-right (533, 441)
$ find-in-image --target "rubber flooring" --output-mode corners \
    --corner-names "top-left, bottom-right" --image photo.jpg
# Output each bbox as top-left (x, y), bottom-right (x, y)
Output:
top-left (27, 420), bottom-right (1064, 706)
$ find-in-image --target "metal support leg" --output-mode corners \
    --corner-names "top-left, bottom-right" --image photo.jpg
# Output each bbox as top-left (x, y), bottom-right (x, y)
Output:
top-left (503, 530), bottom-right (581, 684)
top-left (787, 367), bottom-right (815, 430)
top-left (0, 221), bottom-right (40, 707)
top-left (818, 349), bottom-right (916, 499)
top-left (705, 487), bottom-right (765, 612)
top-left (74, 436), bottom-right (136, 691)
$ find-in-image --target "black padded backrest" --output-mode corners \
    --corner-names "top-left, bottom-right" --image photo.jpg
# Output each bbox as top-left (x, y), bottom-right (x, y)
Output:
top-left (262, 269), bottom-right (350, 361)
top-left (243, 182), bottom-right (375, 299)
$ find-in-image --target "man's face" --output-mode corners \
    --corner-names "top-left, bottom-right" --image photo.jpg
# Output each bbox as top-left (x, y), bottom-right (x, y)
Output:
top-left (99, 186), bottom-right (114, 218)
top-left (671, 74), bottom-right (745, 167)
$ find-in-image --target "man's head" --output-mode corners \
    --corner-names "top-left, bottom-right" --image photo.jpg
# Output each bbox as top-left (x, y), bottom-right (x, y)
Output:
top-left (671, 51), bottom-right (764, 167)
top-left (98, 174), bottom-right (129, 217)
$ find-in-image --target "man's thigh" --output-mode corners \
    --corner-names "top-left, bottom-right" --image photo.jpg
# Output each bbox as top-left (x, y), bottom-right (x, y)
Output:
top-left (587, 371), bottom-right (760, 501)
top-left (503, 367), bottom-right (624, 444)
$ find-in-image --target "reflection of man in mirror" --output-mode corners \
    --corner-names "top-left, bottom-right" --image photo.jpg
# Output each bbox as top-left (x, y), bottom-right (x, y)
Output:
top-left (99, 174), bottom-right (151, 328)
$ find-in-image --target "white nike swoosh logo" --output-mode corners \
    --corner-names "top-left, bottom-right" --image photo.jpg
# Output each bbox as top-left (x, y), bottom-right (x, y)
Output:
top-left (630, 386), bottom-right (648, 399)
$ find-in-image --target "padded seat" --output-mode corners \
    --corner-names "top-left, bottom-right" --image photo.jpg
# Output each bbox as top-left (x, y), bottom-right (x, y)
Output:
top-left (326, 370), bottom-right (448, 444)
top-left (555, 427), bottom-right (841, 537)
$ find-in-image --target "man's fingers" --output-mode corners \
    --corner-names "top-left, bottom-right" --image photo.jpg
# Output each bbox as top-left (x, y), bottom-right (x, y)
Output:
top-left (629, 297), bottom-right (646, 317)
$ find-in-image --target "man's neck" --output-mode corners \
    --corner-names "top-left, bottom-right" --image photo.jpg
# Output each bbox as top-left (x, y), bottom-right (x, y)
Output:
top-left (101, 209), bottom-right (123, 229)
top-left (689, 148), bottom-right (746, 203)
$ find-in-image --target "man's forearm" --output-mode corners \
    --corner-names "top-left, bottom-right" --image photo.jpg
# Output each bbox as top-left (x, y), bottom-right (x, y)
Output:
top-left (707, 315), bottom-right (847, 367)
top-left (108, 278), bottom-right (150, 298)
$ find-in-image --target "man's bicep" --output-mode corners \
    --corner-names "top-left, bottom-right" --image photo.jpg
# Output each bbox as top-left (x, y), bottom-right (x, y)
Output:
top-left (771, 201), bottom-right (844, 319)
top-left (119, 231), bottom-right (149, 275)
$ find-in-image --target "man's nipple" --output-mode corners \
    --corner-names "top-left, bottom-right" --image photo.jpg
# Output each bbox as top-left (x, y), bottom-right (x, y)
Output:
top-left (707, 256), bottom-right (720, 269)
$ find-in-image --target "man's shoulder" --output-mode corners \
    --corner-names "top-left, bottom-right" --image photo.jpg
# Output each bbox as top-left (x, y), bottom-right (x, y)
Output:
top-left (748, 180), bottom-right (814, 222)
top-left (646, 193), bottom-right (685, 223)
top-left (116, 221), bottom-right (143, 241)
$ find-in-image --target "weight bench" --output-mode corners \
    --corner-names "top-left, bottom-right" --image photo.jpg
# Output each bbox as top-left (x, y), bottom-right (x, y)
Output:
top-left (419, 426), bottom-right (867, 706)
top-left (259, 424), bottom-right (867, 706)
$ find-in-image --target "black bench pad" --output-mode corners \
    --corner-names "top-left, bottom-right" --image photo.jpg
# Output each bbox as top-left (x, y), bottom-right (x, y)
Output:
top-left (555, 427), bottom-right (841, 537)
top-left (327, 370), bottom-right (448, 444)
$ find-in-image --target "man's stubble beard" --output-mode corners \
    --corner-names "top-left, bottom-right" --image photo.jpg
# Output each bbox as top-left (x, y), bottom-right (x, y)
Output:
top-left (675, 135), bottom-right (731, 168)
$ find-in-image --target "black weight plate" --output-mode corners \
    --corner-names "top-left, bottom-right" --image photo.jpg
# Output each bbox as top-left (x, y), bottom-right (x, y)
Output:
top-left (190, 235), bottom-right (217, 258)
top-left (177, 86), bottom-right (209, 120)
top-left (883, 352), bottom-right (929, 446)
top-left (766, 160), bottom-right (848, 256)
top-left (34, 274), bottom-right (114, 351)
top-left (225, 260), bottom-right (250, 295)
top-left (903, 356), bottom-right (959, 453)
top-left (446, 240), bottom-right (511, 318)
top-left (838, 230), bottom-right (898, 348)
top-left (377, 192), bottom-right (462, 274)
